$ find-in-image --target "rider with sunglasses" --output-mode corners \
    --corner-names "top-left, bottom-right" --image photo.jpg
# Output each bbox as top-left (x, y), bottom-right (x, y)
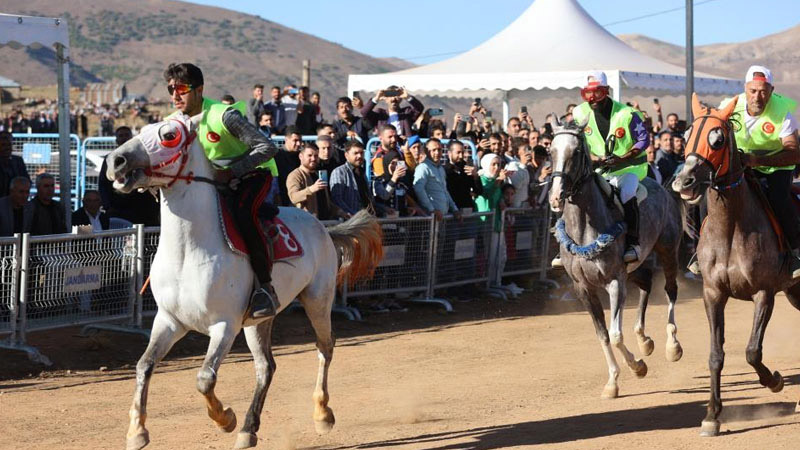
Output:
top-left (570, 71), bottom-right (650, 264)
top-left (164, 63), bottom-right (281, 318)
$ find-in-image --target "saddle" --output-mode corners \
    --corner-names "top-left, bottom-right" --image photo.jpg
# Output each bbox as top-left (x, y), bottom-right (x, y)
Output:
top-left (217, 193), bottom-right (304, 261)
top-left (594, 173), bottom-right (648, 213)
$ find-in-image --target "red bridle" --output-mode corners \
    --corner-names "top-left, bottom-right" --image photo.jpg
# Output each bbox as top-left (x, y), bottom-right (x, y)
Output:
top-left (143, 119), bottom-right (199, 187)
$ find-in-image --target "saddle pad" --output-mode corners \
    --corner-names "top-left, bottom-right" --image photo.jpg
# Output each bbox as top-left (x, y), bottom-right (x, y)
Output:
top-left (595, 174), bottom-right (648, 212)
top-left (218, 194), bottom-right (304, 261)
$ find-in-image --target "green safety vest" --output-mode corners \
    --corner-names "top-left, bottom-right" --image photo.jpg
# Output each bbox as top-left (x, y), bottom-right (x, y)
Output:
top-left (573, 100), bottom-right (647, 180)
top-left (169, 98), bottom-right (278, 176)
top-left (720, 93), bottom-right (798, 175)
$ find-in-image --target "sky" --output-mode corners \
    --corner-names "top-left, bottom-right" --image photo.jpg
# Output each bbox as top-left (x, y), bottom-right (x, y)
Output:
top-left (179, 0), bottom-right (799, 65)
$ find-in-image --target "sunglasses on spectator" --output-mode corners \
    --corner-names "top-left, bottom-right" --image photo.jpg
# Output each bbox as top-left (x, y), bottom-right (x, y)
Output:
top-left (167, 83), bottom-right (194, 96)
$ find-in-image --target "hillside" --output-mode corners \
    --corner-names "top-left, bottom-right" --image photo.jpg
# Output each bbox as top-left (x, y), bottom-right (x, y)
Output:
top-left (0, 0), bottom-right (410, 111)
top-left (619, 25), bottom-right (800, 100)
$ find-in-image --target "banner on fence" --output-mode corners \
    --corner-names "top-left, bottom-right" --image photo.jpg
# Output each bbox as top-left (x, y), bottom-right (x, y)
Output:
top-left (63, 265), bottom-right (103, 293)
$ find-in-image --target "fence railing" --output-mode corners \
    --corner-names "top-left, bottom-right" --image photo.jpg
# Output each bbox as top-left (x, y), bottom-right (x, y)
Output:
top-left (0, 208), bottom-right (553, 365)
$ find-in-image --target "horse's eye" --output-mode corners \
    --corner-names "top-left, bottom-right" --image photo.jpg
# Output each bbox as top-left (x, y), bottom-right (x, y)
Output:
top-left (707, 127), bottom-right (725, 150)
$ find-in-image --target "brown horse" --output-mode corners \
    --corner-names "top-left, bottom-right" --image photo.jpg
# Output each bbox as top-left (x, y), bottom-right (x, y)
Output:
top-left (672, 93), bottom-right (800, 437)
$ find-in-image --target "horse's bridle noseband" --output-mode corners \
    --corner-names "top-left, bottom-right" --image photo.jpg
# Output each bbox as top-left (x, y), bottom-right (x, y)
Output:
top-left (551, 129), bottom-right (593, 200)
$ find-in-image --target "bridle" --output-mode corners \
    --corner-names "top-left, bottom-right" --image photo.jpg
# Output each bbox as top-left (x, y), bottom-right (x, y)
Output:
top-left (685, 112), bottom-right (744, 191)
top-left (142, 118), bottom-right (219, 188)
top-left (551, 128), bottom-right (593, 200)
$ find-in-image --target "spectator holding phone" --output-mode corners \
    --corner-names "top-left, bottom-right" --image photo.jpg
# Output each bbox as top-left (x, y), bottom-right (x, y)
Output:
top-left (372, 151), bottom-right (420, 217)
top-left (281, 84), bottom-right (299, 128)
top-left (413, 139), bottom-right (460, 221)
top-left (333, 97), bottom-right (369, 146)
top-left (444, 140), bottom-right (483, 210)
top-left (361, 86), bottom-right (424, 138)
top-left (529, 145), bottom-right (552, 207)
top-left (287, 143), bottom-right (348, 220)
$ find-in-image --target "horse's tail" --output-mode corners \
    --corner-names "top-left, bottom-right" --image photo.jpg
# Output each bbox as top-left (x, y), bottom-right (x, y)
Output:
top-left (328, 210), bottom-right (383, 287)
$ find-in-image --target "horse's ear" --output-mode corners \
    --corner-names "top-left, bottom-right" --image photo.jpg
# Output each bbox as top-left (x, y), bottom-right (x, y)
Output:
top-left (719, 94), bottom-right (738, 120)
top-left (691, 93), bottom-right (704, 119)
top-left (549, 113), bottom-right (563, 132)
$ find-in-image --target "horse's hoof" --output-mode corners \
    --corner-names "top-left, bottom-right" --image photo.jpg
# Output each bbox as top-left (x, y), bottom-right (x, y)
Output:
top-left (218, 407), bottom-right (237, 433)
top-left (601, 384), bottom-right (619, 399)
top-left (638, 336), bottom-right (654, 356)
top-left (126, 430), bottom-right (150, 450)
top-left (314, 407), bottom-right (336, 435)
top-left (769, 371), bottom-right (784, 393)
top-left (233, 431), bottom-right (258, 449)
top-left (666, 343), bottom-right (683, 362)
top-left (632, 360), bottom-right (648, 378)
top-left (699, 420), bottom-right (720, 437)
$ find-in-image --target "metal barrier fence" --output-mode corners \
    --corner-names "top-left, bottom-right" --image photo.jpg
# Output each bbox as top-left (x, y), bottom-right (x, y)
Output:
top-left (0, 207), bottom-right (553, 364)
top-left (431, 212), bottom-right (494, 292)
top-left (20, 229), bottom-right (138, 335)
top-left (0, 235), bottom-right (20, 338)
top-left (11, 133), bottom-right (82, 208)
top-left (81, 136), bottom-right (117, 194)
top-left (364, 137), bottom-right (478, 182)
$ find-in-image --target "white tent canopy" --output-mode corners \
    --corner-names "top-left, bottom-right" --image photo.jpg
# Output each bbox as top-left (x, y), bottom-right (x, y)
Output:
top-left (0, 13), bottom-right (72, 225)
top-left (348, 0), bottom-right (740, 121)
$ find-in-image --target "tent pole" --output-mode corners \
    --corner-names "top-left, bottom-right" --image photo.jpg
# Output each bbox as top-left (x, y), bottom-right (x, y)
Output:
top-left (502, 91), bottom-right (509, 131)
top-left (685, 0), bottom-right (694, 122)
top-left (56, 42), bottom-right (72, 228)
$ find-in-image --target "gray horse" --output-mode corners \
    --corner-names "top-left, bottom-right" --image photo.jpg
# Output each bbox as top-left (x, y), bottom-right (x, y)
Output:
top-left (549, 121), bottom-right (685, 398)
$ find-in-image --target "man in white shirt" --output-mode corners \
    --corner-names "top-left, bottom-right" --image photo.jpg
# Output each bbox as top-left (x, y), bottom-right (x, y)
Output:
top-left (72, 190), bottom-right (109, 231)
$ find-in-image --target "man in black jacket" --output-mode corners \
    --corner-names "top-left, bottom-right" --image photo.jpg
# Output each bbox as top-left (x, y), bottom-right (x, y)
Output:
top-left (72, 190), bottom-right (110, 231)
top-left (444, 140), bottom-right (482, 210)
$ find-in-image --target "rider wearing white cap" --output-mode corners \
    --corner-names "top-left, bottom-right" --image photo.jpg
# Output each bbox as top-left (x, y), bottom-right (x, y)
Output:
top-left (719, 65), bottom-right (800, 278)
top-left (571, 70), bottom-right (651, 263)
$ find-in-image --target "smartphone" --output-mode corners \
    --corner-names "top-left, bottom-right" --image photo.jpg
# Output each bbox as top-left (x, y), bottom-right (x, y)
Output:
top-left (520, 106), bottom-right (528, 114)
top-left (544, 123), bottom-right (553, 134)
top-left (429, 108), bottom-right (444, 116)
top-left (460, 114), bottom-right (471, 123)
top-left (352, 91), bottom-right (360, 98)
top-left (384, 89), bottom-right (401, 97)
top-left (318, 170), bottom-right (329, 183)
top-left (396, 161), bottom-right (406, 171)
top-left (653, 98), bottom-right (659, 104)
top-left (474, 97), bottom-right (482, 106)
top-left (486, 110), bottom-right (492, 118)
top-left (677, 119), bottom-right (687, 132)
top-left (288, 88), bottom-right (299, 95)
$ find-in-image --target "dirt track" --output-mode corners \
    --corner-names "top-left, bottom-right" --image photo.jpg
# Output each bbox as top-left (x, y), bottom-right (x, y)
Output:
top-left (2, 278), bottom-right (800, 449)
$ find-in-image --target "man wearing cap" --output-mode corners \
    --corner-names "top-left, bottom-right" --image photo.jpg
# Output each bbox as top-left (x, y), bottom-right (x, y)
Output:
top-left (566, 70), bottom-right (650, 264)
top-left (718, 65), bottom-right (800, 278)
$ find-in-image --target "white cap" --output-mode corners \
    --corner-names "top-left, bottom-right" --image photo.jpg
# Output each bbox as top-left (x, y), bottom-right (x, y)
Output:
top-left (585, 70), bottom-right (608, 88)
top-left (745, 65), bottom-right (773, 84)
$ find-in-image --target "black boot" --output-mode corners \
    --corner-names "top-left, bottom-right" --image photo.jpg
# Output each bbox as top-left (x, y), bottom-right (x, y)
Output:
top-left (622, 199), bottom-right (641, 263)
top-left (250, 282), bottom-right (279, 318)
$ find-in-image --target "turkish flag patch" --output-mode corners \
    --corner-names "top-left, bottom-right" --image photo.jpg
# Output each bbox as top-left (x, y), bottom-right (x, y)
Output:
top-left (762, 122), bottom-right (775, 134)
top-left (615, 127), bottom-right (626, 138)
top-left (584, 126), bottom-right (593, 136)
top-left (206, 131), bottom-right (221, 143)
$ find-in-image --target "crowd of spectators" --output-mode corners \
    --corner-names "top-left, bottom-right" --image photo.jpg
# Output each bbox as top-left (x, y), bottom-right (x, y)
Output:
top-left (1, 84), bottom-right (698, 289)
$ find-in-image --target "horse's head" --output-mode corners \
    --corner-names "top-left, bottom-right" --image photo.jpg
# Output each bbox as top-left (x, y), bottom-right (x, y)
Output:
top-left (106, 112), bottom-right (202, 193)
top-left (549, 116), bottom-right (591, 212)
top-left (672, 93), bottom-right (739, 204)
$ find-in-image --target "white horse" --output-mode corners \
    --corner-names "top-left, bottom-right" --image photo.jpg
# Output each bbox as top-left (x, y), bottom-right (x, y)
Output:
top-left (106, 113), bottom-right (382, 450)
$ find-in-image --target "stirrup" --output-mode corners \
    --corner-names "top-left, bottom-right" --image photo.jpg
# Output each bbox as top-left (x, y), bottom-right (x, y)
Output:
top-left (623, 245), bottom-right (641, 263)
top-left (249, 285), bottom-right (279, 319)
top-left (790, 252), bottom-right (800, 280)
top-left (551, 254), bottom-right (563, 268)
top-left (687, 253), bottom-right (701, 276)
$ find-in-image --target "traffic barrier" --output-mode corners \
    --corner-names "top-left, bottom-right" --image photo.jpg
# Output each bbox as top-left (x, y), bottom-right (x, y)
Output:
top-left (0, 207), bottom-right (555, 364)
top-left (81, 136), bottom-right (117, 194)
